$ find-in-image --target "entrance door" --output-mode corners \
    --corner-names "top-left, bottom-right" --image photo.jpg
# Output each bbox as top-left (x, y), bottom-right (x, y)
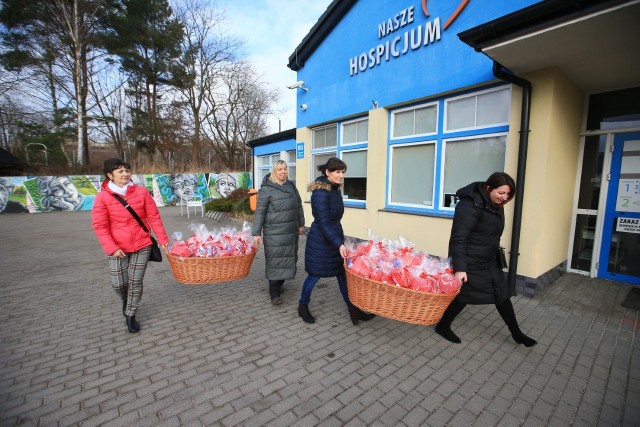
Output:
top-left (598, 132), bottom-right (640, 285)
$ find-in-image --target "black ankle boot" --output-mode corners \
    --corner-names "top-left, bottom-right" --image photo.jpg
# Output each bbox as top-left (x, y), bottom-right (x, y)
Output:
top-left (349, 308), bottom-right (376, 326)
top-left (298, 304), bottom-right (315, 324)
top-left (511, 331), bottom-right (537, 347)
top-left (434, 299), bottom-right (466, 343)
top-left (435, 323), bottom-right (461, 343)
top-left (495, 299), bottom-right (537, 347)
top-left (125, 315), bottom-right (140, 333)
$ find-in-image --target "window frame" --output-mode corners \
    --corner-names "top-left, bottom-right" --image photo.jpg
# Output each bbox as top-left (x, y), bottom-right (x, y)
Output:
top-left (443, 86), bottom-right (511, 133)
top-left (390, 101), bottom-right (439, 141)
top-left (386, 84), bottom-right (511, 216)
top-left (387, 140), bottom-right (437, 210)
top-left (310, 117), bottom-right (369, 207)
top-left (256, 152), bottom-right (295, 189)
top-left (341, 117), bottom-right (369, 147)
top-left (439, 132), bottom-right (508, 211)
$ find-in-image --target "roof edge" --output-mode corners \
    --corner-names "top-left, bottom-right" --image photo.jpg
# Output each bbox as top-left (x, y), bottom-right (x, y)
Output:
top-left (287, 0), bottom-right (357, 71)
top-left (458, 0), bottom-right (633, 51)
top-left (247, 128), bottom-right (297, 148)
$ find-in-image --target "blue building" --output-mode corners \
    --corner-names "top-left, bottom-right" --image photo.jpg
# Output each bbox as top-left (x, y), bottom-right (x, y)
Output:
top-left (249, 0), bottom-right (640, 294)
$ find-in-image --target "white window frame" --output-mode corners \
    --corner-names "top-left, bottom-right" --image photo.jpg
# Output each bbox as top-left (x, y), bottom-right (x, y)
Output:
top-left (310, 117), bottom-right (369, 205)
top-left (439, 132), bottom-right (508, 210)
top-left (256, 152), bottom-right (293, 189)
top-left (390, 101), bottom-right (439, 140)
top-left (340, 148), bottom-right (368, 203)
top-left (387, 85), bottom-right (511, 214)
top-left (388, 140), bottom-right (437, 208)
top-left (341, 117), bottom-right (369, 147)
top-left (443, 86), bottom-right (511, 133)
top-left (312, 124), bottom-right (338, 150)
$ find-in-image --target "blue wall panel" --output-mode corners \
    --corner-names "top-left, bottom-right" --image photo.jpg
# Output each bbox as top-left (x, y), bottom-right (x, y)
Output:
top-left (295, 0), bottom-right (539, 128)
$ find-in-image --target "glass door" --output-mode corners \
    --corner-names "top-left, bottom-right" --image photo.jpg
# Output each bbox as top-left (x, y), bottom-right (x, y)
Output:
top-left (597, 132), bottom-right (640, 285)
top-left (569, 135), bottom-right (607, 273)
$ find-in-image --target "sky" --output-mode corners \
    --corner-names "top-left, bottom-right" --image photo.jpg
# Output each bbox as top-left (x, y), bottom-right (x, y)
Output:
top-left (220, 0), bottom-right (334, 134)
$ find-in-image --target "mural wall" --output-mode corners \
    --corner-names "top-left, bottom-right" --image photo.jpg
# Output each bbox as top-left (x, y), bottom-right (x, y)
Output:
top-left (0, 172), bottom-right (252, 214)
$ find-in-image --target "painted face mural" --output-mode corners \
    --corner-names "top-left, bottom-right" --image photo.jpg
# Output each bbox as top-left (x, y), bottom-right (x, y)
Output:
top-left (0, 177), bottom-right (13, 212)
top-left (171, 174), bottom-right (197, 200)
top-left (37, 176), bottom-right (84, 211)
top-left (215, 173), bottom-right (237, 198)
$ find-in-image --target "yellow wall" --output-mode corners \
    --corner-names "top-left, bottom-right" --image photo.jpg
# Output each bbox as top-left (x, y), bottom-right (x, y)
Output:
top-left (517, 67), bottom-right (584, 278)
top-left (295, 70), bottom-right (584, 278)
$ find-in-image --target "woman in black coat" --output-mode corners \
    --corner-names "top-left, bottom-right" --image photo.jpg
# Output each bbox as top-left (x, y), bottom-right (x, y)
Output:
top-left (298, 157), bottom-right (375, 326)
top-left (252, 160), bottom-right (305, 305)
top-left (436, 172), bottom-right (536, 347)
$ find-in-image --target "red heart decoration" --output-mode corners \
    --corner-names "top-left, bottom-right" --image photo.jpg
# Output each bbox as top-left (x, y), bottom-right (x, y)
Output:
top-left (422, 0), bottom-right (470, 30)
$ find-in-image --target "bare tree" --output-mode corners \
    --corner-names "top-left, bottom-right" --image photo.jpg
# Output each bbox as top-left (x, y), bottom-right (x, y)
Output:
top-left (202, 62), bottom-right (277, 170)
top-left (174, 0), bottom-right (240, 169)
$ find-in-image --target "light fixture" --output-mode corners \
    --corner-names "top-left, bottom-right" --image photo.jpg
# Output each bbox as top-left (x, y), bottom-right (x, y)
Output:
top-left (287, 81), bottom-right (308, 92)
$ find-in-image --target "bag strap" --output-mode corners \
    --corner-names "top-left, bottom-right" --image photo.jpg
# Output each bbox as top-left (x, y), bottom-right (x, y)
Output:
top-left (112, 193), bottom-right (150, 234)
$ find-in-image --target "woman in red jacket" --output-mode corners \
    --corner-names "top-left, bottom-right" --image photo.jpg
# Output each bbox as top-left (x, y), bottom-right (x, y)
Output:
top-left (92, 158), bottom-right (169, 333)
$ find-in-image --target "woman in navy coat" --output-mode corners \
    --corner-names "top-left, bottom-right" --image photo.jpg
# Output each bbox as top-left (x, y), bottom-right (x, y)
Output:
top-left (298, 158), bottom-right (375, 325)
top-left (436, 172), bottom-right (536, 347)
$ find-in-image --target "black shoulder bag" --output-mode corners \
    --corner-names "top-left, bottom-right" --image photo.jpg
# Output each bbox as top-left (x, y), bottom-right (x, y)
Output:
top-left (112, 194), bottom-right (162, 262)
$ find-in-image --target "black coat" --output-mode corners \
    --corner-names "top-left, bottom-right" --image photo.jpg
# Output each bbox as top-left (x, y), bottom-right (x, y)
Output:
top-left (304, 176), bottom-right (345, 277)
top-left (448, 182), bottom-right (513, 304)
top-left (251, 174), bottom-right (305, 280)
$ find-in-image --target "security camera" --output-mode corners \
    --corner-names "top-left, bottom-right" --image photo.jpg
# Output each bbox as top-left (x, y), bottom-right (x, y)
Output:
top-left (300, 104), bottom-right (308, 111)
top-left (287, 81), bottom-right (308, 91)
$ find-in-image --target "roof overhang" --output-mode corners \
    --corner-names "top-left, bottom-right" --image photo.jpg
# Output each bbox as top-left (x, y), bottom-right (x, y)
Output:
top-left (459, 0), bottom-right (640, 93)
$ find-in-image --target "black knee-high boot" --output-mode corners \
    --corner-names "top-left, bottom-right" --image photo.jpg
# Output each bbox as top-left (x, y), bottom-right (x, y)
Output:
top-left (435, 299), bottom-right (466, 343)
top-left (495, 299), bottom-right (537, 347)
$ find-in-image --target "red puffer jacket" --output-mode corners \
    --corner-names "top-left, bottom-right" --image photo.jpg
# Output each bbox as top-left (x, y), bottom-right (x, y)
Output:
top-left (92, 179), bottom-right (169, 256)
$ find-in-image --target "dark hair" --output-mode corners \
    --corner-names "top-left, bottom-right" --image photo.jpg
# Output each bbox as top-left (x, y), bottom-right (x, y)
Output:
top-left (103, 158), bottom-right (131, 176)
top-left (317, 157), bottom-right (347, 176)
top-left (484, 172), bottom-right (516, 201)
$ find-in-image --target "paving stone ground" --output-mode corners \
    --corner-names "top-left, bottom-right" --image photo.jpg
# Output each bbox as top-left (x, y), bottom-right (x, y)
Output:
top-left (0, 207), bottom-right (638, 426)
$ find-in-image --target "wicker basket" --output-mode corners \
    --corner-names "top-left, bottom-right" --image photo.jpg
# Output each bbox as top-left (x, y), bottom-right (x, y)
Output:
top-left (166, 251), bottom-right (256, 285)
top-left (345, 266), bottom-right (460, 325)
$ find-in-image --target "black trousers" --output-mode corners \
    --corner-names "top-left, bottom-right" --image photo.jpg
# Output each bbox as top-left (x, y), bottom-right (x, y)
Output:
top-left (439, 298), bottom-right (523, 334)
top-left (268, 280), bottom-right (284, 299)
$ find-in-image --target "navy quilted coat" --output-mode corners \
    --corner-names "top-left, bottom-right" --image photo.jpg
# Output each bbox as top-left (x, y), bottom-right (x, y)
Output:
top-left (304, 176), bottom-right (345, 277)
top-left (448, 182), bottom-right (513, 304)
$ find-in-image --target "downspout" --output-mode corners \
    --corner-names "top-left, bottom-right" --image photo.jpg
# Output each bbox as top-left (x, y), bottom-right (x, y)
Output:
top-left (492, 61), bottom-right (532, 293)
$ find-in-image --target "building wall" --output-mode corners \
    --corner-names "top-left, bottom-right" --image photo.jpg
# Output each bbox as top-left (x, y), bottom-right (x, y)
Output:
top-left (289, 1), bottom-right (588, 290)
top-left (296, 0), bottom-right (539, 128)
top-left (517, 67), bottom-right (584, 279)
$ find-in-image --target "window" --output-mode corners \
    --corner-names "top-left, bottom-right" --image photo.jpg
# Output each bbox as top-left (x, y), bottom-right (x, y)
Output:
top-left (286, 150), bottom-right (296, 184)
top-left (388, 85), bottom-right (511, 213)
top-left (442, 135), bottom-right (507, 207)
top-left (310, 119), bottom-right (368, 204)
top-left (392, 103), bottom-right (437, 138)
top-left (342, 119), bottom-right (368, 145)
top-left (342, 150), bottom-right (367, 200)
top-left (312, 125), bottom-right (337, 149)
top-left (445, 87), bottom-right (510, 131)
top-left (256, 152), bottom-right (295, 188)
top-left (312, 152), bottom-right (336, 179)
top-left (390, 142), bottom-right (435, 206)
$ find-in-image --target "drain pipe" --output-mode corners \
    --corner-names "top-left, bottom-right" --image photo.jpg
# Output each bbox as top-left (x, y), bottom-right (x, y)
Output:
top-left (492, 61), bottom-right (532, 293)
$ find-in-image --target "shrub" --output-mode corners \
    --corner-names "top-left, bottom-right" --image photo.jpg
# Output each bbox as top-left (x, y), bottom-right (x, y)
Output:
top-left (205, 189), bottom-right (253, 217)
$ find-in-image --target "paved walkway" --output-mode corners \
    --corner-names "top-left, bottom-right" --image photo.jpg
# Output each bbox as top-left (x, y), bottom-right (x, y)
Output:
top-left (0, 208), bottom-right (638, 426)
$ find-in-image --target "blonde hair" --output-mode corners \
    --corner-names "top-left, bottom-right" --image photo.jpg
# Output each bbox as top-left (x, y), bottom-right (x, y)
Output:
top-left (268, 160), bottom-right (288, 183)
